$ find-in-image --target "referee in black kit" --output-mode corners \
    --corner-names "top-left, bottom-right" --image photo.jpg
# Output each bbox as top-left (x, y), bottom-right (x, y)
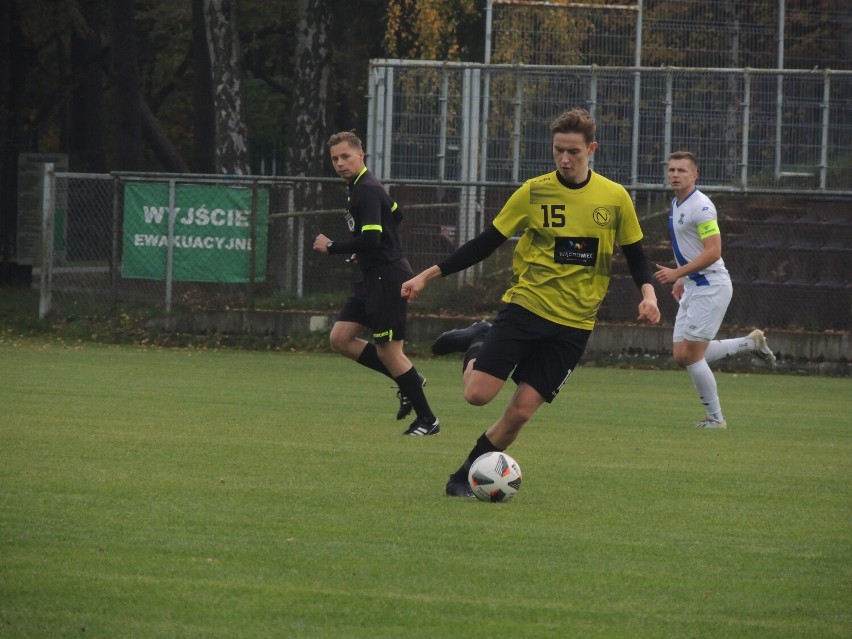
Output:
top-left (313, 131), bottom-right (439, 436)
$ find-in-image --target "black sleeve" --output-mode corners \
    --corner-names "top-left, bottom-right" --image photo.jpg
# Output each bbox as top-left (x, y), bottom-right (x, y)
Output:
top-left (621, 240), bottom-right (654, 289)
top-left (437, 225), bottom-right (508, 277)
top-left (327, 230), bottom-right (380, 255)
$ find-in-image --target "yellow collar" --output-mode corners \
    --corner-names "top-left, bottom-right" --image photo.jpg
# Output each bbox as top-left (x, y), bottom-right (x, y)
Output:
top-left (352, 166), bottom-right (368, 185)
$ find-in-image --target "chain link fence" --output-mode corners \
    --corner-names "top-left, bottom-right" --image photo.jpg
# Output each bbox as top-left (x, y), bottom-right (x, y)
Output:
top-left (367, 62), bottom-right (852, 192)
top-left (38, 167), bottom-right (850, 332)
top-left (24, 2), bottom-right (852, 348)
top-left (488, 0), bottom-right (851, 71)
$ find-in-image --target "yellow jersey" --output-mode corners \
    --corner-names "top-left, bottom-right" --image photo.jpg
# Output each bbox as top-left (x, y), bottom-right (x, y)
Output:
top-left (492, 170), bottom-right (644, 330)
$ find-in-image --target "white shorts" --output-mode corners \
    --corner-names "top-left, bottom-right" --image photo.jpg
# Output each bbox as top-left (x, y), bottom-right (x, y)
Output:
top-left (672, 283), bottom-right (733, 343)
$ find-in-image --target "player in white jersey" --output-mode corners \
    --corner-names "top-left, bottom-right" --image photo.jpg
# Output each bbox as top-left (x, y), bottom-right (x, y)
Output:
top-left (654, 151), bottom-right (776, 429)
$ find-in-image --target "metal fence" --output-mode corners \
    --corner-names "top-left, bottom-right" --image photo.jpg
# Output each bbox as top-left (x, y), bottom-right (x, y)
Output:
top-left (366, 61), bottom-right (852, 194)
top-left (30, 8), bottom-right (852, 338)
top-left (38, 166), bottom-right (851, 332)
top-left (487, 0), bottom-right (852, 71)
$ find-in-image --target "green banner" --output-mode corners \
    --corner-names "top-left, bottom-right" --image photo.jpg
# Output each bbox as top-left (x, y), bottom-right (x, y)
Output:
top-left (122, 182), bottom-right (268, 283)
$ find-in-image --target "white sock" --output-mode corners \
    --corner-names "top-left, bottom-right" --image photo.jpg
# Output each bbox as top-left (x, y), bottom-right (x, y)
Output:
top-left (686, 359), bottom-right (724, 420)
top-left (704, 337), bottom-right (754, 364)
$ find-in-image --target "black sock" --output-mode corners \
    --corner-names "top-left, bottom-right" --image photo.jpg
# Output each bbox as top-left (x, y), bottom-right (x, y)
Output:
top-left (394, 367), bottom-right (433, 420)
top-left (450, 432), bottom-right (505, 482)
top-left (356, 343), bottom-right (392, 378)
top-left (462, 340), bottom-right (484, 372)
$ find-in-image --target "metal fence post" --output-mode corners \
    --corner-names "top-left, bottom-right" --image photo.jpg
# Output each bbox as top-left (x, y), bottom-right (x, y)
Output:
top-left (819, 70), bottom-right (830, 191)
top-left (111, 175), bottom-right (121, 310)
top-left (663, 69), bottom-right (673, 184)
top-left (458, 67), bottom-right (481, 286)
top-left (368, 65), bottom-right (387, 179)
top-left (165, 179), bottom-right (176, 313)
top-left (630, 0), bottom-right (644, 191)
top-left (741, 71), bottom-right (751, 189)
top-left (366, 65), bottom-right (377, 172)
top-left (588, 69), bottom-right (598, 172)
top-left (438, 69), bottom-right (449, 181)
top-left (774, 0), bottom-right (785, 180)
top-left (291, 186), bottom-right (303, 298)
top-left (511, 72), bottom-right (523, 182)
top-left (38, 163), bottom-right (55, 319)
top-left (249, 181), bottom-right (257, 309)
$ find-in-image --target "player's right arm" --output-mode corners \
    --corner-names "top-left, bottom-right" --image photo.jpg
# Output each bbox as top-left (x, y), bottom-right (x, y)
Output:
top-left (401, 225), bottom-right (508, 301)
top-left (401, 265), bottom-right (442, 301)
top-left (621, 240), bottom-right (660, 324)
top-left (654, 232), bottom-right (721, 285)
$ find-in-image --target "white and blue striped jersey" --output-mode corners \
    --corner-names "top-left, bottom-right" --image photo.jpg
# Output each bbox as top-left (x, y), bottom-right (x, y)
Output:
top-left (667, 188), bottom-right (731, 287)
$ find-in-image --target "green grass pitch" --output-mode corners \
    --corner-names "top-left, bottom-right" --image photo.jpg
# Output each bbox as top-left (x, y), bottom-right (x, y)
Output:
top-left (0, 340), bottom-right (849, 638)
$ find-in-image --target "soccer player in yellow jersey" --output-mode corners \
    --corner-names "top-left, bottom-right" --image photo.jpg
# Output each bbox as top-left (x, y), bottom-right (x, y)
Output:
top-left (401, 108), bottom-right (661, 497)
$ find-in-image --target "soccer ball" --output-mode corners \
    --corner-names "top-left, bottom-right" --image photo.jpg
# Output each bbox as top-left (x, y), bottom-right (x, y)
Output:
top-left (468, 451), bottom-right (522, 502)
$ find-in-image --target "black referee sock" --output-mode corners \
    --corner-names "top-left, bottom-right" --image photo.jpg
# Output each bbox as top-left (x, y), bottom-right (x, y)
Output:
top-left (356, 343), bottom-right (392, 378)
top-left (394, 367), bottom-right (434, 420)
top-left (450, 432), bottom-right (505, 482)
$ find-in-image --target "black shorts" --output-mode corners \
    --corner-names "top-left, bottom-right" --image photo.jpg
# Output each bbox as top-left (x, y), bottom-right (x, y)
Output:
top-left (338, 258), bottom-right (414, 343)
top-left (473, 303), bottom-right (591, 403)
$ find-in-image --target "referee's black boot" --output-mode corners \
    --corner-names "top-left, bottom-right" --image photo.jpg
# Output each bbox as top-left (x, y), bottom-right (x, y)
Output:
top-left (431, 320), bottom-right (491, 356)
top-left (394, 374), bottom-right (426, 420)
top-left (403, 415), bottom-right (440, 436)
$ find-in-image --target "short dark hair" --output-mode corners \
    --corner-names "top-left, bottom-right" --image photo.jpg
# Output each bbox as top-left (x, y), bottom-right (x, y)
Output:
top-left (327, 131), bottom-right (363, 150)
top-left (550, 108), bottom-right (596, 144)
top-left (667, 150), bottom-right (698, 169)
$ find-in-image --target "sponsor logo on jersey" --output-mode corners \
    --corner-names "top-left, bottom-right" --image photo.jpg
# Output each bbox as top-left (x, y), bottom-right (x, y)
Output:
top-left (554, 236), bottom-right (599, 266)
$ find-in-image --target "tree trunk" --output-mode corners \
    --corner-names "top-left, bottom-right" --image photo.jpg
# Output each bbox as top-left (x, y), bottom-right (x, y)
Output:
top-left (192, 0), bottom-right (215, 174)
top-left (274, 0), bottom-right (331, 293)
top-left (203, 0), bottom-right (250, 175)
top-left (287, 0), bottom-right (331, 178)
top-left (70, 2), bottom-right (107, 173)
top-left (140, 97), bottom-right (189, 173)
top-left (0, 0), bottom-right (20, 264)
top-left (109, 0), bottom-right (143, 171)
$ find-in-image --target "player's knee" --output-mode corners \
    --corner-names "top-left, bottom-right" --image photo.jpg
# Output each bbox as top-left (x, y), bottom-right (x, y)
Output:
top-left (463, 389), bottom-right (489, 406)
top-left (673, 353), bottom-right (690, 368)
top-left (463, 386), bottom-right (494, 406)
top-left (673, 349), bottom-right (702, 368)
top-left (328, 331), bottom-right (347, 353)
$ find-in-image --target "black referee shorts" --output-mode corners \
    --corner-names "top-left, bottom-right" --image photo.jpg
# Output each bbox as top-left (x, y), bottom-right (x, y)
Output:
top-left (338, 259), bottom-right (414, 343)
top-left (473, 303), bottom-right (591, 403)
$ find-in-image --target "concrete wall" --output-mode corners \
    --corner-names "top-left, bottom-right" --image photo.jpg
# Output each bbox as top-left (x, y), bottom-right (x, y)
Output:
top-left (150, 310), bottom-right (850, 375)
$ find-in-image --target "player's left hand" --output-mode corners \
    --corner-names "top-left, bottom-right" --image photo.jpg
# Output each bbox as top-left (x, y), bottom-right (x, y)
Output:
top-left (637, 298), bottom-right (661, 324)
top-left (401, 274), bottom-right (426, 301)
top-left (401, 266), bottom-right (441, 302)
